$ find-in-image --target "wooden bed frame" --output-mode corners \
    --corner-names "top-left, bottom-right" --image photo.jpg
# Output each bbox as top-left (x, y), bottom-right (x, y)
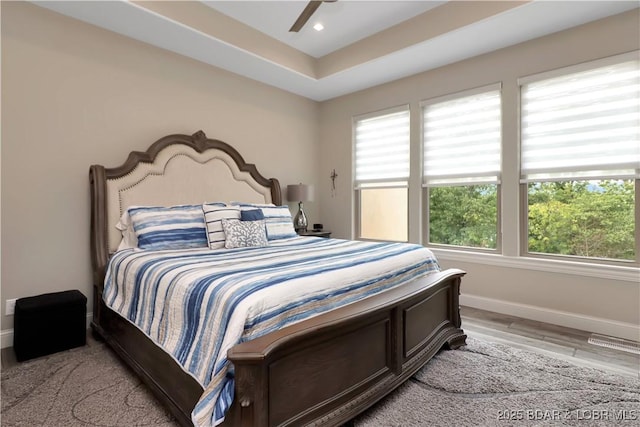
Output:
top-left (89, 130), bottom-right (466, 427)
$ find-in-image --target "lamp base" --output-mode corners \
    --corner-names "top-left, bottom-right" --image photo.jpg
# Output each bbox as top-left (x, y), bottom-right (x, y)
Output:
top-left (294, 202), bottom-right (308, 233)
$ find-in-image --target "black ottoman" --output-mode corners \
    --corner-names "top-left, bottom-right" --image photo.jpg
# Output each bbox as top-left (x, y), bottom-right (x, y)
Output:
top-left (14, 290), bottom-right (87, 361)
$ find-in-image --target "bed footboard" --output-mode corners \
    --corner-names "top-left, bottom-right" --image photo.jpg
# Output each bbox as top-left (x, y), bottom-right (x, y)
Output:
top-left (225, 269), bottom-right (466, 427)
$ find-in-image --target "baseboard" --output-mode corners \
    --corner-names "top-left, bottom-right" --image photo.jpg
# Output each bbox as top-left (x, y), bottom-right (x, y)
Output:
top-left (460, 294), bottom-right (640, 342)
top-left (1, 329), bottom-right (13, 350)
top-left (1, 312), bottom-right (93, 349)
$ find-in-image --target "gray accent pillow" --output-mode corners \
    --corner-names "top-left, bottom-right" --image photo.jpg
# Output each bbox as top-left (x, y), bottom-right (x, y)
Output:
top-left (221, 219), bottom-right (268, 249)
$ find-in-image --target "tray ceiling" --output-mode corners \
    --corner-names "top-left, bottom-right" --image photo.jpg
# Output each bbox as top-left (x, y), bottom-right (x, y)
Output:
top-left (31, 1), bottom-right (639, 101)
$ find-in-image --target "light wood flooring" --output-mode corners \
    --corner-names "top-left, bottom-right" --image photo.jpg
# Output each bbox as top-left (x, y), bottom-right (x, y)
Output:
top-left (460, 306), bottom-right (640, 379)
top-left (2, 307), bottom-right (639, 380)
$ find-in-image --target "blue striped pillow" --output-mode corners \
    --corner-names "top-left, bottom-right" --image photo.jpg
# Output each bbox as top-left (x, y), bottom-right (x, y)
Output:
top-left (235, 203), bottom-right (297, 240)
top-left (129, 205), bottom-right (210, 250)
top-left (203, 204), bottom-right (241, 249)
top-left (262, 205), bottom-right (298, 240)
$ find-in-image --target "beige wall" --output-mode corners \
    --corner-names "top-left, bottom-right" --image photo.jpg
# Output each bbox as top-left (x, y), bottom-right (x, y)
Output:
top-left (318, 10), bottom-right (640, 338)
top-left (0, 2), bottom-right (319, 330)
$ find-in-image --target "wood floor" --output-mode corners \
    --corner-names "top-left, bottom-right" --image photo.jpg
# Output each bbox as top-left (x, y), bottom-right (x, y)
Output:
top-left (2, 306), bottom-right (639, 380)
top-left (460, 306), bottom-right (640, 379)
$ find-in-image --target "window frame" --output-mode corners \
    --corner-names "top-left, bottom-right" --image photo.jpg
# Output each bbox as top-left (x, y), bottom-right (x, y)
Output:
top-left (420, 83), bottom-right (503, 252)
top-left (353, 104), bottom-right (410, 242)
top-left (518, 52), bottom-right (639, 266)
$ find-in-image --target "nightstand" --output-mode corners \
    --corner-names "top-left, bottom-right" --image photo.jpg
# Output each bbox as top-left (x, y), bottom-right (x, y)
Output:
top-left (298, 230), bottom-right (331, 238)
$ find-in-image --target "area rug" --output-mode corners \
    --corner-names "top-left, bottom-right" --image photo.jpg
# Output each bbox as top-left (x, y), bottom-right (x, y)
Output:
top-left (353, 337), bottom-right (639, 426)
top-left (1, 341), bottom-right (177, 427)
top-left (2, 337), bottom-right (638, 426)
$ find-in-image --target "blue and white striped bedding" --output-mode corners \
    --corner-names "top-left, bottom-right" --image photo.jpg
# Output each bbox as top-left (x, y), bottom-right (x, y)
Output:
top-left (103, 236), bottom-right (440, 427)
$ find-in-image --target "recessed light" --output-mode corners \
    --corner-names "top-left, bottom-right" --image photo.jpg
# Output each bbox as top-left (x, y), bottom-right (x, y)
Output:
top-left (313, 23), bottom-right (324, 31)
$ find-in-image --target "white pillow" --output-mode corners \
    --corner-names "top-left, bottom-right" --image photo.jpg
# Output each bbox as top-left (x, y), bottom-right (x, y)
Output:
top-left (203, 204), bottom-right (241, 249)
top-left (222, 219), bottom-right (268, 249)
top-left (115, 210), bottom-right (137, 251)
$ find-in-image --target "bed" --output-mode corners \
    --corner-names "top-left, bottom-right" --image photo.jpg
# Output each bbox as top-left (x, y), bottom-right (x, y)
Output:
top-left (89, 130), bottom-right (466, 427)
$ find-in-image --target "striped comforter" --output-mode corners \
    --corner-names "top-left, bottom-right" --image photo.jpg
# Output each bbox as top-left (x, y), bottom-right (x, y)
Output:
top-left (103, 236), bottom-right (440, 426)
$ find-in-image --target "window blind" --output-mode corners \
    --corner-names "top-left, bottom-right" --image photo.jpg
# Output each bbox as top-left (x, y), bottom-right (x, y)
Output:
top-left (520, 57), bottom-right (640, 182)
top-left (354, 108), bottom-right (410, 187)
top-left (422, 88), bottom-right (501, 186)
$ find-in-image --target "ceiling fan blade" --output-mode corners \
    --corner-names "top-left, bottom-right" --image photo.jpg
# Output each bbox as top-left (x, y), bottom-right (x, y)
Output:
top-left (289, 1), bottom-right (323, 32)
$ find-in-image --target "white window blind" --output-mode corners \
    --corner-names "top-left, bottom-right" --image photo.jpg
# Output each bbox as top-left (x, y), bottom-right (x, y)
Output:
top-left (354, 107), bottom-right (410, 188)
top-left (422, 87), bottom-right (501, 186)
top-left (520, 56), bottom-right (640, 182)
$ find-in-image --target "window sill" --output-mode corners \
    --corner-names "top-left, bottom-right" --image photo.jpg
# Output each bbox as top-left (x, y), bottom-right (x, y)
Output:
top-left (430, 248), bottom-right (639, 283)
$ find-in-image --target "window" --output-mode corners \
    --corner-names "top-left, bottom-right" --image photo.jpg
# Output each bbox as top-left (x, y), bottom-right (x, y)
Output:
top-left (422, 85), bottom-right (502, 249)
top-left (354, 106), bottom-right (410, 241)
top-left (520, 53), bottom-right (639, 263)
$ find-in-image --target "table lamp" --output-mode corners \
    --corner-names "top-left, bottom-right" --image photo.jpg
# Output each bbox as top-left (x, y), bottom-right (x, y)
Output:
top-left (287, 183), bottom-right (314, 232)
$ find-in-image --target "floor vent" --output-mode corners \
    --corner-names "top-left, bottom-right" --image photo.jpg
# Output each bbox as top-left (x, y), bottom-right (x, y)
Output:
top-left (588, 334), bottom-right (640, 355)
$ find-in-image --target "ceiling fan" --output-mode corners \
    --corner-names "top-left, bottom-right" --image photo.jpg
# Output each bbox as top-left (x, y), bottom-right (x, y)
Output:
top-left (289, 0), bottom-right (338, 32)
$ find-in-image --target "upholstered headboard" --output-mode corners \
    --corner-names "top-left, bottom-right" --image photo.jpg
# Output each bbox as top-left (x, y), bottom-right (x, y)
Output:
top-left (89, 130), bottom-right (281, 284)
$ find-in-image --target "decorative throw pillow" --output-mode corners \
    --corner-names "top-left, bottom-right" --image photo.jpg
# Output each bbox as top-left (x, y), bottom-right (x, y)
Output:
top-left (240, 209), bottom-right (265, 221)
top-left (203, 204), bottom-right (241, 249)
top-left (221, 219), bottom-right (268, 249)
top-left (129, 205), bottom-right (209, 250)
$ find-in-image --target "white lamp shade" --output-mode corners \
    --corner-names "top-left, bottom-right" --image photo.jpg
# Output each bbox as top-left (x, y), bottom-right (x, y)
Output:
top-left (287, 184), bottom-right (314, 202)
